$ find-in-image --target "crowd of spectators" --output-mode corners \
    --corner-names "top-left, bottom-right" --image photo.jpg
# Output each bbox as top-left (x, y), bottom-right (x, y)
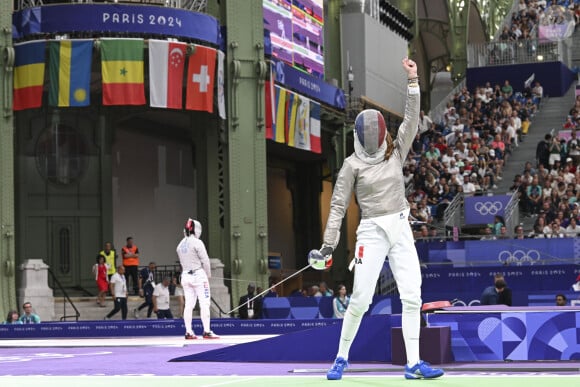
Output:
top-left (508, 94), bottom-right (580, 238)
top-left (405, 79), bottom-right (540, 240)
top-left (489, 1), bottom-right (580, 64)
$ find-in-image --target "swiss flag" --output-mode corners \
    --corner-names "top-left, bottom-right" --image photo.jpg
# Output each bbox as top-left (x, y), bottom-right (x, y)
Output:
top-left (186, 45), bottom-right (216, 113)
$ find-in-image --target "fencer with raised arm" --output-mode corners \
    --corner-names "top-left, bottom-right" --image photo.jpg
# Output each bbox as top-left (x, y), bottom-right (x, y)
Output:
top-left (322, 58), bottom-right (444, 380)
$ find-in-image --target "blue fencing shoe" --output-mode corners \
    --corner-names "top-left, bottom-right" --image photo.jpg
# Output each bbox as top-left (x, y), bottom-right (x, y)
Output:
top-left (404, 360), bottom-right (444, 379)
top-left (327, 357), bottom-right (348, 380)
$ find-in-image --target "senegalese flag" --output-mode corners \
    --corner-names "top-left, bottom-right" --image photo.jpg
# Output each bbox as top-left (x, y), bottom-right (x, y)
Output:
top-left (100, 38), bottom-right (145, 105)
top-left (48, 40), bottom-right (93, 107)
top-left (273, 86), bottom-right (287, 143)
top-left (13, 40), bottom-right (46, 111)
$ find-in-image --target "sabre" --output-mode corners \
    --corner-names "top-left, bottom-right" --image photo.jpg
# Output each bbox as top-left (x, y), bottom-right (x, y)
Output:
top-left (225, 262), bottom-right (313, 316)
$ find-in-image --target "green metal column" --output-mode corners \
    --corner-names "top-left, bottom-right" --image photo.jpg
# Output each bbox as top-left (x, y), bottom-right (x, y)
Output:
top-left (324, 0), bottom-right (343, 85)
top-left (448, 0), bottom-right (470, 83)
top-left (0, 0), bottom-right (16, 317)
top-left (222, 0), bottom-right (269, 304)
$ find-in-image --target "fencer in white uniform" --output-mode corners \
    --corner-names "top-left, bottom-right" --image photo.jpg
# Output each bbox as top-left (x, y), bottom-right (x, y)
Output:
top-left (322, 58), bottom-right (443, 380)
top-left (177, 218), bottom-right (219, 339)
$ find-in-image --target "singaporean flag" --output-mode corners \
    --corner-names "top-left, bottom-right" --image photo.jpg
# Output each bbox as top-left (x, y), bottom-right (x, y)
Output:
top-left (148, 39), bottom-right (187, 109)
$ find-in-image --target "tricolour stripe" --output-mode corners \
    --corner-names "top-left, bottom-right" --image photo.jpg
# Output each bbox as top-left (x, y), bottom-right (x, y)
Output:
top-left (149, 40), bottom-right (169, 108)
top-left (102, 60), bottom-right (144, 84)
top-left (102, 83), bottom-right (145, 106)
top-left (14, 63), bottom-right (45, 89)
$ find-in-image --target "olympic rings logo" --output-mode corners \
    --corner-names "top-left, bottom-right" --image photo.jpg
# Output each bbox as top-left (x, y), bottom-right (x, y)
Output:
top-left (474, 201), bottom-right (503, 215)
top-left (451, 299), bottom-right (481, 307)
top-left (498, 250), bottom-right (541, 266)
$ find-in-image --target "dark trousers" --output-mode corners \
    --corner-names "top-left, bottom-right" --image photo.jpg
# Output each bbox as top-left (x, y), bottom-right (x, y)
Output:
top-left (137, 284), bottom-right (154, 317)
top-left (156, 309), bottom-right (174, 319)
top-left (125, 265), bottom-right (139, 294)
top-left (106, 297), bottom-right (128, 320)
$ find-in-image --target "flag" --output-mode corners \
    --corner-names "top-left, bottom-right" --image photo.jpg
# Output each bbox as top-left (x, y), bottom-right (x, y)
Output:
top-left (285, 92), bottom-right (298, 146)
top-left (265, 80), bottom-right (274, 140)
top-left (148, 39), bottom-right (186, 109)
top-left (48, 39), bottom-right (93, 107)
top-left (273, 85), bottom-right (287, 143)
top-left (217, 50), bottom-right (226, 119)
top-left (13, 40), bottom-right (46, 111)
top-left (186, 45), bottom-right (216, 113)
top-left (294, 96), bottom-right (311, 151)
top-left (100, 38), bottom-right (145, 105)
top-left (310, 100), bottom-right (321, 153)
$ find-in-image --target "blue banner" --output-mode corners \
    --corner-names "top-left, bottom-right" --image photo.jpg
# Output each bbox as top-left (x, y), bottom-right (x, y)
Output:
top-left (12, 4), bottom-right (220, 45)
top-left (464, 195), bottom-right (511, 225)
top-left (0, 318), bottom-right (338, 339)
top-left (417, 237), bottom-right (579, 267)
top-left (421, 264), bottom-right (580, 296)
top-left (429, 311), bottom-right (580, 361)
top-left (272, 58), bottom-right (345, 110)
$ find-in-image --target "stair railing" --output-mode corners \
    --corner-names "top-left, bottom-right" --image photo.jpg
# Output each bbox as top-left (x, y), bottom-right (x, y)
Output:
top-left (48, 268), bottom-right (80, 322)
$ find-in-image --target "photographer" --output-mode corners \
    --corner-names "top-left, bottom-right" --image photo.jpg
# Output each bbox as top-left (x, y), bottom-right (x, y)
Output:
top-left (568, 130), bottom-right (580, 165)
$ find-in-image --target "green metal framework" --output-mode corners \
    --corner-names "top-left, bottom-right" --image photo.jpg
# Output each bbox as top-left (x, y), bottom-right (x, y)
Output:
top-left (0, 0), bottom-right (17, 317)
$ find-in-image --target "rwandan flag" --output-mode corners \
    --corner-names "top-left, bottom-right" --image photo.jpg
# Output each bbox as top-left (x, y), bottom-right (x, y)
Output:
top-left (273, 85), bottom-right (287, 143)
top-left (13, 40), bottom-right (46, 111)
top-left (48, 40), bottom-right (93, 107)
top-left (100, 38), bottom-right (145, 105)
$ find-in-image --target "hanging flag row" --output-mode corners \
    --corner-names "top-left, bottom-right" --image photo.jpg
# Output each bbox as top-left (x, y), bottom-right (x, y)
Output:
top-left (265, 81), bottom-right (321, 154)
top-left (12, 39), bottom-right (226, 118)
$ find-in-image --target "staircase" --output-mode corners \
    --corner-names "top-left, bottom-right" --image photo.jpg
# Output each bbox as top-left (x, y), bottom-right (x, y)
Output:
top-left (54, 296), bottom-right (199, 321)
top-left (571, 28), bottom-right (580, 70)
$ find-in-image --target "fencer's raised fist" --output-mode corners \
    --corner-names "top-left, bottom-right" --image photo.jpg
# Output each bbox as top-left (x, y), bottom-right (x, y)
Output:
top-left (402, 57), bottom-right (417, 78)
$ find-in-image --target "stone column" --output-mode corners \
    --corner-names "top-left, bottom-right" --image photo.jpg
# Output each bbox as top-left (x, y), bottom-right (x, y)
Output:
top-left (209, 258), bottom-right (230, 318)
top-left (17, 259), bottom-right (55, 322)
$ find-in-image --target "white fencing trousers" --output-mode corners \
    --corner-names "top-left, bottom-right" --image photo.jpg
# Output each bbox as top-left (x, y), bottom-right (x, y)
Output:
top-left (336, 209), bottom-right (422, 366)
top-left (181, 269), bottom-right (211, 335)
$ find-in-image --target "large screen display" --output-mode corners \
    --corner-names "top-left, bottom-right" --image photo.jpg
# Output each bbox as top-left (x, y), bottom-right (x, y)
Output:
top-left (263, 0), bottom-right (324, 79)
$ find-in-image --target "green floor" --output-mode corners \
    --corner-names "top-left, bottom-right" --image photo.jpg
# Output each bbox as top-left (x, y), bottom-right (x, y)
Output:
top-left (1, 375), bottom-right (579, 387)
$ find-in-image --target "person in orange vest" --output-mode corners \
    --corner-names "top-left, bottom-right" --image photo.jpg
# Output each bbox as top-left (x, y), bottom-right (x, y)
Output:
top-left (122, 237), bottom-right (140, 295)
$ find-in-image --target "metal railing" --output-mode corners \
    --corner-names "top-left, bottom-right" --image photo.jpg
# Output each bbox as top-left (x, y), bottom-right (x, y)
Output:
top-left (467, 38), bottom-right (572, 68)
top-left (503, 189), bottom-right (520, 238)
top-left (48, 268), bottom-right (80, 322)
top-left (16, 0), bottom-right (208, 11)
top-left (443, 192), bottom-right (464, 231)
top-left (428, 78), bottom-right (466, 126)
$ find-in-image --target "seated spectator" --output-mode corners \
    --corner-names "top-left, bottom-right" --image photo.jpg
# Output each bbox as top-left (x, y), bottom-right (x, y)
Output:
top-left (462, 174), bottom-right (476, 196)
top-left (547, 220), bottom-right (565, 238)
top-left (319, 282), bottom-right (334, 297)
top-left (238, 283), bottom-right (262, 319)
top-left (3, 310), bottom-right (22, 325)
top-left (526, 175), bottom-right (543, 215)
top-left (514, 225), bottom-right (526, 239)
top-left (333, 284), bottom-right (350, 319)
top-left (480, 226), bottom-right (497, 240)
top-left (310, 285), bottom-right (322, 297)
top-left (555, 294), bottom-right (567, 306)
top-left (566, 217), bottom-right (580, 237)
top-left (19, 302), bottom-right (40, 324)
top-left (498, 225), bottom-right (510, 239)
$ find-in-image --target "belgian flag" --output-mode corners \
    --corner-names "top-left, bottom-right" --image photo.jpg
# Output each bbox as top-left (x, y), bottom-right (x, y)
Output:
top-left (13, 41), bottom-right (46, 111)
